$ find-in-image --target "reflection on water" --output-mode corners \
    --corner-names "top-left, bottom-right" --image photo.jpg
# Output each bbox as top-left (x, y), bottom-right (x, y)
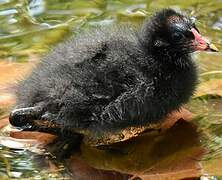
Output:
top-left (0, 146), bottom-right (64, 179)
top-left (0, 0), bottom-right (221, 179)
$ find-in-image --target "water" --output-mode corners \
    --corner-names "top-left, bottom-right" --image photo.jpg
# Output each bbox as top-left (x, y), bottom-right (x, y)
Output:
top-left (0, 0), bottom-right (221, 179)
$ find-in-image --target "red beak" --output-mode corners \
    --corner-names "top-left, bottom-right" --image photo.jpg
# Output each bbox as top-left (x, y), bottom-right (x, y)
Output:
top-left (191, 28), bottom-right (219, 52)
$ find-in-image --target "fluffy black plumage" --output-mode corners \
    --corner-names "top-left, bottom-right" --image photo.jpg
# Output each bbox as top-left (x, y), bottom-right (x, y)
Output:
top-left (10, 9), bottom-right (198, 134)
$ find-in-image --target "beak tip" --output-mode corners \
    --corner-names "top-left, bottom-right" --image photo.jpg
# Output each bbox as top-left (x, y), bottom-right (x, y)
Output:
top-left (209, 43), bottom-right (219, 52)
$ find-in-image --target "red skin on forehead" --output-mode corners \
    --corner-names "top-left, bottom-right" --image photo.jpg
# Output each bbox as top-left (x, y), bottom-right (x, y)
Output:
top-left (167, 15), bottom-right (209, 51)
top-left (191, 28), bottom-right (208, 51)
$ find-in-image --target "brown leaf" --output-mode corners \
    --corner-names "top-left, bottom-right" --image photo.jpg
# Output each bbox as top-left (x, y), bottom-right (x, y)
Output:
top-left (70, 120), bottom-right (205, 180)
top-left (10, 130), bottom-right (56, 146)
top-left (83, 107), bottom-right (193, 146)
top-left (0, 117), bottom-right (56, 147)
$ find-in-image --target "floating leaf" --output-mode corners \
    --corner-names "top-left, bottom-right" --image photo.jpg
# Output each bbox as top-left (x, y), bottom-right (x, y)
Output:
top-left (0, 115), bottom-right (222, 179)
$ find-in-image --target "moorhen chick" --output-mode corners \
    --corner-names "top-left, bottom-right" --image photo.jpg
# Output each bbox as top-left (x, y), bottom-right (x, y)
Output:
top-left (9, 8), bottom-right (218, 136)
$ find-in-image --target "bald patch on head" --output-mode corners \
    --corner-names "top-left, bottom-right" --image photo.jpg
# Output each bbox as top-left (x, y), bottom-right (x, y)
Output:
top-left (167, 15), bottom-right (182, 24)
top-left (166, 14), bottom-right (191, 29)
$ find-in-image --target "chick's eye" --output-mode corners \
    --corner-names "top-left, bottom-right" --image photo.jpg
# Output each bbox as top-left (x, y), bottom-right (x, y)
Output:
top-left (172, 33), bottom-right (185, 41)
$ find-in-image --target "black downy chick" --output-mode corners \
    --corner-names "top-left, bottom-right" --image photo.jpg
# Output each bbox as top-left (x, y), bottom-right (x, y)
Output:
top-left (9, 9), bottom-right (218, 135)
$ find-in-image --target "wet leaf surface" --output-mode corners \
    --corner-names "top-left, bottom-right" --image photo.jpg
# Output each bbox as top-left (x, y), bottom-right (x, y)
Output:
top-left (0, 116), bottom-right (216, 179)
